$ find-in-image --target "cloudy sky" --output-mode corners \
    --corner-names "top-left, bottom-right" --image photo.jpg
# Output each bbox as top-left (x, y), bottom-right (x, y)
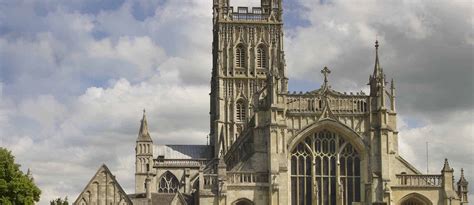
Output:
top-left (0, 0), bottom-right (472, 204)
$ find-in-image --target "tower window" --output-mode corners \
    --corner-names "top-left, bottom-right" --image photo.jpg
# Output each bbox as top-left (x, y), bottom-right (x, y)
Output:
top-left (235, 44), bottom-right (245, 68)
top-left (257, 45), bottom-right (266, 68)
top-left (236, 100), bottom-right (246, 122)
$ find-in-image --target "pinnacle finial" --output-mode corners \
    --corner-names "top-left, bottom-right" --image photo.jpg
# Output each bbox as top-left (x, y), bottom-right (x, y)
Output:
top-left (373, 40), bottom-right (382, 77)
top-left (458, 168), bottom-right (468, 185)
top-left (442, 158), bottom-right (453, 172)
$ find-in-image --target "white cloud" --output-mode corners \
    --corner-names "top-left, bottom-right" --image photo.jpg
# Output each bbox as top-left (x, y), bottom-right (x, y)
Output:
top-left (0, 0), bottom-right (472, 204)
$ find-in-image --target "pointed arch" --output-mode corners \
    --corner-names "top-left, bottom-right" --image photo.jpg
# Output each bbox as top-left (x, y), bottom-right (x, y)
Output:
top-left (288, 119), bottom-right (366, 158)
top-left (158, 171), bottom-right (180, 193)
top-left (235, 44), bottom-right (246, 68)
top-left (399, 193), bottom-right (432, 205)
top-left (236, 98), bottom-right (247, 122)
top-left (232, 198), bottom-right (254, 205)
top-left (256, 44), bottom-right (267, 68)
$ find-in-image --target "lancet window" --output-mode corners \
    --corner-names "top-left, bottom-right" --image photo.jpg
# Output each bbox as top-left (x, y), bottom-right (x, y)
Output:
top-left (290, 129), bottom-right (361, 205)
top-left (256, 45), bottom-right (266, 68)
top-left (235, 44), bottom-right (246, 68)
top-left (158, 172), bottom-right (179, 193)
top-left (236, 99), bottom-right (246, 122)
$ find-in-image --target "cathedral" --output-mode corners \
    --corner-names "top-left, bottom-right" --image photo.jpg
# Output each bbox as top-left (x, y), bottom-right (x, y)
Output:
top-left (74, 0), bottom-right (469, 205)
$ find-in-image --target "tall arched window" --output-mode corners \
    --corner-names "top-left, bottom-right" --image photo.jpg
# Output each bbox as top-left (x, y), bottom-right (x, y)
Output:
top-left (235, 44), bottom-right (245, 68)
top-left (236, 99), bottom-right (246, 122)
top-left (256, 45), bottom-right (266, 68)
top-left (290, 129), bottom-right (361, 205)
top-left (158, 172), bottom-right (180, 193)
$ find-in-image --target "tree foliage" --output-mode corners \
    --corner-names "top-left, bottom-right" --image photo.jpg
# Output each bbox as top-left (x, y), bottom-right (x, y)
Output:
top-left (50, 197), bottom-right (69, 205)
top-left (0, 147), bottom-right (41, 205)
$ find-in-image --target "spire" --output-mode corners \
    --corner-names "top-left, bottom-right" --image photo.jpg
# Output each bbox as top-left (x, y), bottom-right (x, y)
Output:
top-left (137, 109), bottom-right (152, 142)
top-left (442, 158), bottom-right (453, 172)
top-left (373, 40), bottom-right (382, 77)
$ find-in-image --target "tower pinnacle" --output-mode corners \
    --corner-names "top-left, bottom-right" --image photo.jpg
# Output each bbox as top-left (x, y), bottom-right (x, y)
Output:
top-left (137, 109), bottom-right (152, 142)
top-left (374, 40), bottom-right (382, 77)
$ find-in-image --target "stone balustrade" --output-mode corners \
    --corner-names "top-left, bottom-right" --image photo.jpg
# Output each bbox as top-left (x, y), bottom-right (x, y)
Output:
top-left (395, 174), bottom-right (442, 187)
top-left (286, 94), bottom-right (368, 114)
top-left (226, 7), bottom-right (269, 21)
top-left (203, 174), bottom-right (218, 189)
top-left (155, 159), bottom-right (209, 168)
top-left (227, 171), bottom-right (269, 185)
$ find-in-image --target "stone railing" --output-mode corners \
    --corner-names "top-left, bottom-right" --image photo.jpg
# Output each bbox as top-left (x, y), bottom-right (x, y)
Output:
top-left (203, 174), bottom-right (218, 189)
top-left (395, 174), bottom-right (442, 187)
top-left (227, 171), bottom-right (269, 185)
top-left (227, 7), bottom-right (269, 21)
top-left (286, 94), bottom-right (368, 114)
top-left (155, 159), bottom-right (209, 168)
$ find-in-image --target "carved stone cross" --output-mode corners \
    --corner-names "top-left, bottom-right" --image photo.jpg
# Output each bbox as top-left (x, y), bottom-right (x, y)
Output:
top-left (321, 66), bottom-right (331, 86)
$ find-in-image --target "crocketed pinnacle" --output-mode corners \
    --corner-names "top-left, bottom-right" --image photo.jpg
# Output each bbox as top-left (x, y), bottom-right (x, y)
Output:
top-left (373, 40), bottom-right (383, 78)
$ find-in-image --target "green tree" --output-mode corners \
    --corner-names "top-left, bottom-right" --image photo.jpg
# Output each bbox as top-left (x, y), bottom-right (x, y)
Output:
top-left (0, 147), bottom-right (41, 205)
top-left (50, 197), bottom-right (69, 205)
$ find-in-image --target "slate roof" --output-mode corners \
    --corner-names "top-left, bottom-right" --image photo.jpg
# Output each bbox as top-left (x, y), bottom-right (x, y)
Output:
top-left (154, 145), bottom-right (212, 159)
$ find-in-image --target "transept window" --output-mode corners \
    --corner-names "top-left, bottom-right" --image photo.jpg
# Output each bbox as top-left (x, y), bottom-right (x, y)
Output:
top-left (158, 172), bottom-right (179, 193)
top-left (236, 100), bottom-right (246, 122)
top-left (236, 44), bottom-right (246, 68)
top-left (291, 129), bottom-right (361, 205)
top-left (256, 45), bottom-right (266, 68)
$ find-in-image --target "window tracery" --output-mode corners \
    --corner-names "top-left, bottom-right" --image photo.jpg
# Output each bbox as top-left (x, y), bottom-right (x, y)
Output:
top-left (158, 172), bottom-right (179, 193)
top-left (291, 129), bottom-right (361, 205)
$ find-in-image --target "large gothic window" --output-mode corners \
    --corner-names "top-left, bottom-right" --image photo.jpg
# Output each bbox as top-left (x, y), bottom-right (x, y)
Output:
top-left (256, 45), bottom-right (266, 68)
top-left (235, 44), bottom-right (245, 68)
top-left (236, 99), bottom-right (246, 122)
top-left (158, 171), bottom-right (179, 193)
top-left (291, 129), bottom-right (361, 205)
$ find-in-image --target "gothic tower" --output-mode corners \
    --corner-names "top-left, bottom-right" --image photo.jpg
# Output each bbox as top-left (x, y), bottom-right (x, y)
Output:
top-left (210, 0), bottom-right (287, 157)
top-left (135, 110), bottom-right (155, 194)
top-left (368, 41), bottom-right (399, 203)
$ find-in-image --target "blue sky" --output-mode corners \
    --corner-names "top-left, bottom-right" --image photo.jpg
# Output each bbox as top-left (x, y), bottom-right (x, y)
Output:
top-left (0, 0), bottom-right (472, 204)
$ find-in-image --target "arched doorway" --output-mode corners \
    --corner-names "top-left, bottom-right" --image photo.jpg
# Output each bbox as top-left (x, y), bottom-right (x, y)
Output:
top-left (399, 193), bottom-right (432, 205)
top-left (232, 198), bottom-right (254, 205)
top-left (290, 129), bottom-right (361, 205)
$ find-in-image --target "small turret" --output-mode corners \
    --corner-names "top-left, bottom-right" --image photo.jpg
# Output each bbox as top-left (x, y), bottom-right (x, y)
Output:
top-left (457, 168), bottom-right (469, 204)
top-left (441, 159), bottom-right (458, 203)
top-left (135, 109), bottom-right (154, 194)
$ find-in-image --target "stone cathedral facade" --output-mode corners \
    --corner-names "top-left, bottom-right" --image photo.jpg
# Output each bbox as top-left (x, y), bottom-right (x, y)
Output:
top-left (74, 0), bottom-right (469, 205)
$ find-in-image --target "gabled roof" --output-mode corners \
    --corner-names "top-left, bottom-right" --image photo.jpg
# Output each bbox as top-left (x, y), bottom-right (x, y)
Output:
top-left (155, 145), bottom-right (212, 159)
top-left (73, 164), bottom-right (132, 205)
